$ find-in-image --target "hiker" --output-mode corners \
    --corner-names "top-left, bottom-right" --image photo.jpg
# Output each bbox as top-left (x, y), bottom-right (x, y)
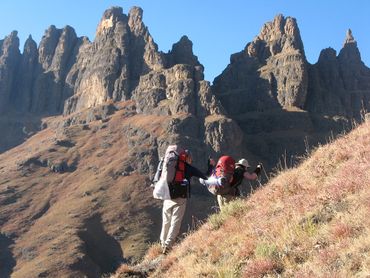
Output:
top-left (217, 158), bottom-right (261, 210)
top-left (200, 157), bottom-right (261, 211)
top-left (152, 145), bottom-right (207, 254)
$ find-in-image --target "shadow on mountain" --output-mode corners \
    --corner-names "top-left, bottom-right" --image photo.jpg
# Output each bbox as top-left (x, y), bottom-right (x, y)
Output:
top-left (235, 108), bottom-right (353, 170)
top-left (0, 114), bottom-right (43, 154)
top-left (77, 215), bottom-right (124, 276)
top-left (0, 234), bottom-right (16, 278)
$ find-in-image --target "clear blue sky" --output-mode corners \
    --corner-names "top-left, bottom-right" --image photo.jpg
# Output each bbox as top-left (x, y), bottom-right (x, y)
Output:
top-left (1, 1), bottom-right (369, 82)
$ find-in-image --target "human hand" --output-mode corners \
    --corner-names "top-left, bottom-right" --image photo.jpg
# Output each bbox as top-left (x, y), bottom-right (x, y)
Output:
top-left (254, 163), bottom-right (262, 176)
top-left (208, 157), bottom-right (216, 166)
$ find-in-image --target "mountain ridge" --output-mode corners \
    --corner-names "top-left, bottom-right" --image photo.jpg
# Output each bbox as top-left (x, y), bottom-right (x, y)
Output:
top-left (0, 6), bottom-right (369, 277)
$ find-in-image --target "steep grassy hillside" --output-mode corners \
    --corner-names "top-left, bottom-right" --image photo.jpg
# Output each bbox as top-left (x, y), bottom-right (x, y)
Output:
top-left (0, 101), bottom-right (215, 277)
top-left (115, 120), bottom-right (370, 277)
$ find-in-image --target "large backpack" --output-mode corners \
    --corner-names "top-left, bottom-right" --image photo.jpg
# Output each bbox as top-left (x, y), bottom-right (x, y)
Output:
top-left (160, 145), bottom-right (189, 199)
top-left (207, 155), bottom-right (235, 195)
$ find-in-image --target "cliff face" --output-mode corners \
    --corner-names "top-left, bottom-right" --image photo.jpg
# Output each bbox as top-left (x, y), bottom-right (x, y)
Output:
top-left (0, 7), bottom-right (163, 116)
top-left (63, 7), bottom-right (167, 114)
top-left (0, 6), bottom-right (370, 278)
top-left (208, 15), bottom-right (370, 170)
top-left (213, 15), bottom-right (309, 114)
top-left (213, 17), bottom-right (370, 120)
top-left (305, 29), bottom-right (370, 118)
top-left (0, 31), bottom-right (21, 113)
top-left (0, 6), bottom-right (246, 157)
top-left (0, 12), bottom-right (369, 121)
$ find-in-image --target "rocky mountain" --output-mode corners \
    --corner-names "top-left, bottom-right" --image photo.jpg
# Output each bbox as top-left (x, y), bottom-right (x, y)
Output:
top-left (305, 29), bottom-right (370, 118)
top-left (213, 16), bottom-right (370, 118)
top-left (0, 6), bottom-right (369, 278)
top-left (213, 14), bottom-right (308, 113)
top-left (212, 15), bottom-right (370, 168)
top-left (0, 6), bottom-right (244, 278)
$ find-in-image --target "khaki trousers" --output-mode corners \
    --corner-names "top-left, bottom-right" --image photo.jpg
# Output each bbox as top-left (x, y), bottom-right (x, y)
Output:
top-left (160, 198), bottom-right (187, 248)
top-left (217, 194), bottom-right (236, 212)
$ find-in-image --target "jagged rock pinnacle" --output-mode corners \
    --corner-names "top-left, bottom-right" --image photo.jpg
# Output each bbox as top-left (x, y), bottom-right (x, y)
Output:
top-left (128, 6), bottom-right (145, 36)
top-left (343, 29), bottom-right (356, 46)
top-left (96, 6), bottom-right (125, 36)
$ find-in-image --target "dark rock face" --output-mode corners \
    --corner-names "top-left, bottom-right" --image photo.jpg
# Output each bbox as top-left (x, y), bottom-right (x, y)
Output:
top-left (211, 15), bottom-right (370, 168)
top-left (12, 36), bottom-right (38, 112)
top-left (63, 6), bottom-right (167, 114)
top-left (166, 35), bottom-right (203, 69)
top-left (31, 25), bottom-right (79, 114)
top-left (0, 11), bottom-right (368, 122)
top-left (213, 15), bottom-right (308, 115)
top-left (2, 26), bottom-right (81, 115)
top-left (214, 18), bottom-right (370, 120)
top-left (1, 7), bottom-right (370, 278)
top-left (0, 31), bottom-right (21, 113)
top-left (305, 30), bottom-right (370, 118)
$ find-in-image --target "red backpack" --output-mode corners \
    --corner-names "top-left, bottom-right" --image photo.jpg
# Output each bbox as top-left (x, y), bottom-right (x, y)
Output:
top-left (161, 145), bottom-right (187, 183)
top-left (207, 155), bottom-right (235, 195)
top-left (173, 149), bottom-right (187, 183)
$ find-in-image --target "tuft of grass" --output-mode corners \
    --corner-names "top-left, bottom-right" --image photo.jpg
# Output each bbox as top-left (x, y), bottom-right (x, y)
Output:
top-left (110, 264), bottom-right (134, 278)
top-left (207, 199), bottom-right (246, 230)
top-left (331, 222), bottom-right (354, 240)
top-left (243, 258), bottom-right (282, 278)
top-left (143, 242), bottom-right (163, 261)
top-left (255, 242), bottom-right (280, 261)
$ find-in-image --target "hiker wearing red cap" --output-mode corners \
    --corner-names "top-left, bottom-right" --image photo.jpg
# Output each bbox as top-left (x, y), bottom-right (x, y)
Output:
top-left (201, 157), bottom-right (261, 211)
top-left (217, 158), bottom-right (261, 209)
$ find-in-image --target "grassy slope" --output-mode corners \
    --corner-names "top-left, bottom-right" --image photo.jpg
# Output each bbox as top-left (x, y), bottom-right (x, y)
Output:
top-left (118, 121), bottom-right (370, 277)
top-left (0, 103), bottom-right (170, 277)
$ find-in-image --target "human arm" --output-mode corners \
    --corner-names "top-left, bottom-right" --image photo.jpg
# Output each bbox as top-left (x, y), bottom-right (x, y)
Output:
top-left (185, 163), bottom-right (208, 180)
top-left (206, 157), bottom-right (216, 176)
top-left (243, 163), bottom-right (262, 180)
top-left (152, 157), bottom-right (164, 183)
top-left (243, 171), bottom-right (257, 180)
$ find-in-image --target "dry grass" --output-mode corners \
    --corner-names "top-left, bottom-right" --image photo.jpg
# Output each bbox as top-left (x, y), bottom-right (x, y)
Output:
top-left (143, 121), bottom-right (370, 277)
top-left (0, 103), bottom-right (171, 277)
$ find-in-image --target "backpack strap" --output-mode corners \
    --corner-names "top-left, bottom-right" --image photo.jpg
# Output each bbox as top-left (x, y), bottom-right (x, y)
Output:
top-left (230, 166), bottom-right (245, 187)
top-left (174, 151), bottom-right (186, 183)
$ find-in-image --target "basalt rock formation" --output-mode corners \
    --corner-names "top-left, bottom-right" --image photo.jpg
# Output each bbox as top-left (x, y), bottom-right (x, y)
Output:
top-left (0, 7), bottom-right (243, 277)
top-left (0, 7), bottom-right (243, 156)
top-left (213, 15), bottom-right (308, 114)
top-left (63, 7), bottom-right (166, 114)
top-left (305, 29), bottom-right (370, 118)
top-left (0, 7), bottom-right (370, 278)
top-left (213, 17), bottom-right (370, 119)
top-left (0, 31), bottom-right (21, 114)
top-left (212, 15), bottom-right (370, 167)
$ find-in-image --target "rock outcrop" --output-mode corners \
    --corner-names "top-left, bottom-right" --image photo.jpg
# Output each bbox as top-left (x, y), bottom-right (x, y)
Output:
top-left (0, 11), bottom-right (368, 122)
top-left (211, 15), bottom-right (370, 168)
top-left (213, 14), bottom-right (308, 115)
top-left (31, 25), bottom-right (79, 114)
top-left (0, 31), bottom-right (21, 113)
top-left (63, 6), bottom-right (166, 114)
top-left (132, 37), bottom-right (244, 159)
top-left (3, 26), bottom-right (81, 115)
top-left (1, 7), bottom-right (370, 278)
top-left (214, 18), bottom-right (370, 120)
top-left (305, 29), bottom-right (370, 118)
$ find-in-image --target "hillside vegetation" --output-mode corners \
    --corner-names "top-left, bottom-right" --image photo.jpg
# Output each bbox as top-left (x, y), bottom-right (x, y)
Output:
top-left (115, 121), bottom-right (370, 277)
top-left (0, 102), bottom-right (172, 277)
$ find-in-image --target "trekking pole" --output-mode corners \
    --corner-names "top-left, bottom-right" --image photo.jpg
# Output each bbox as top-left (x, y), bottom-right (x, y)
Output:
top-left (248, 181), bottom-right (254, 196)
top-left (260, 162), bottom-right (270, 183)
